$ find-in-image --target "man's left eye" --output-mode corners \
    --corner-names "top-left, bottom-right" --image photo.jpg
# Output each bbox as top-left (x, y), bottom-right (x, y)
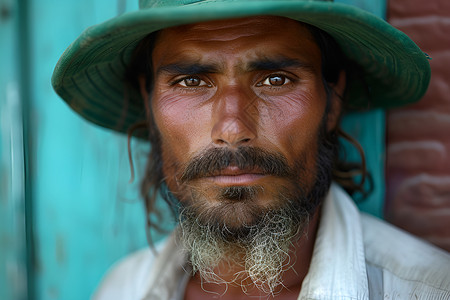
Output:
top-left (258, 75), bottom-right (291, 87)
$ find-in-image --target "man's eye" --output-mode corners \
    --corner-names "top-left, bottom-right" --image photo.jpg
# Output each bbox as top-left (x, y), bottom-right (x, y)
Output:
top-left (258, 75), bottom-right (291, 86)
top-left (177, 76), bottom-right (210, 87)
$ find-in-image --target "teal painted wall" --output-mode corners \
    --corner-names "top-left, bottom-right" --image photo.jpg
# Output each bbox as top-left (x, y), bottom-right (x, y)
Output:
top-left (338, 0), bottom-right (387, 220)
top-left (0, 0), bottom-right (386, 299)
top-left (28, 1), bottom-right (152, 299)
top-left (0, 0), bottom-right (29, 299)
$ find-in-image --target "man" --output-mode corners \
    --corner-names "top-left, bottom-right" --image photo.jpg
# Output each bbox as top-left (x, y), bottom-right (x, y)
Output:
top-left (52, 0), bottom-right (450, 299)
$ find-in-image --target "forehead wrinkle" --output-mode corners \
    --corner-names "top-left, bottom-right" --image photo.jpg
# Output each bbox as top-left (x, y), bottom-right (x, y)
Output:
top-left (177, 17), bottom-right (284, 42)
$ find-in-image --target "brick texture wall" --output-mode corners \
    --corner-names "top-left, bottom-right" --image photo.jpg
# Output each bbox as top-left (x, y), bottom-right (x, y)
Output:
top-left (386, 0), bottom-right (450, 251)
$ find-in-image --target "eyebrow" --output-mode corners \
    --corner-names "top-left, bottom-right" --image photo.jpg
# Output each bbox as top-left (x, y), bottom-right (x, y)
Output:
top-left (246, 57), bottom-right (313, 72)
top-left (156, 62), bottom-right (221, 76)
top-left (155, 57), bottom-right (313, 76)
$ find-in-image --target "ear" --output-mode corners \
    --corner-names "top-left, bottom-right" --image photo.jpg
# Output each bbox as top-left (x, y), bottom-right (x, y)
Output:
top-left (326, 70), bottom-right (346, 132)
top-left (138, 75), bottom-right (152, 119)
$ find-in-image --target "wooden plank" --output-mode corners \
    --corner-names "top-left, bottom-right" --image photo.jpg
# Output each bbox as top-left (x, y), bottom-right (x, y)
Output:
top-left (0, 0), bottom-right (28, 299)
top-left (338, 0), bottom-right (386, 218)
top-left (28, 0), bottom-right (152, 299)
top-left (341, 111), bottom-right (386, 218)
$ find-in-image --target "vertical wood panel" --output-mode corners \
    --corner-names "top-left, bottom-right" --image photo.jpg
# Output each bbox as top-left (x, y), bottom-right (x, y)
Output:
top-left (0, 0), bottom-right (28, 299)
top-left (338, 0), bottom-right (386, 218)
top-left (29, 0), bottom-right (152, 299)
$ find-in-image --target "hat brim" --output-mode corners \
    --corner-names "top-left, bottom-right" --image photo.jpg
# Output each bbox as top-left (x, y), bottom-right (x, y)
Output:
top-left (51, 1), bottom-right (430, 135)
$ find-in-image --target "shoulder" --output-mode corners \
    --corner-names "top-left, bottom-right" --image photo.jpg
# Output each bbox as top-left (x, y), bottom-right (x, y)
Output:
top-left (91, 237), bottom-right (170, 300)
top-left (361, 213), bottom-right (450, 298)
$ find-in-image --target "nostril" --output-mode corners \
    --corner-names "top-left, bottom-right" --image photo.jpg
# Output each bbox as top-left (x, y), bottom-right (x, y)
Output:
top-left (215, 138), bottom-right (227, 145)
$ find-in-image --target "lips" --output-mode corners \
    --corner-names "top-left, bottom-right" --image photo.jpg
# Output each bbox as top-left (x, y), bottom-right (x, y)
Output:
top-left (205, 166), bottom-right (266, 186)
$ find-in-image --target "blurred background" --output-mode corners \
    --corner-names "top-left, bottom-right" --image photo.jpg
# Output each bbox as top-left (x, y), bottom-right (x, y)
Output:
top-left (0, 0), bottom-right (448, 299)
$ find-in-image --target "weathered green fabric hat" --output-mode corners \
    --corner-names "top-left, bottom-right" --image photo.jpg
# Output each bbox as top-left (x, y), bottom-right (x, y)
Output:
top-left (52, 0), bottom-right (430, 135)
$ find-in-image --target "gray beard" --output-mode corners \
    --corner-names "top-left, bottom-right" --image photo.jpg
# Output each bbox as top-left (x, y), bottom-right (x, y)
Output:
top-left (178, 185), bottom-right (311, 295)
top-left (174, 124), bottom-right (336, 295)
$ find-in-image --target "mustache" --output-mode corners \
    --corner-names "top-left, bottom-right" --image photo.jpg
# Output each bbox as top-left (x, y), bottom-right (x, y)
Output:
top-left (179, 146), bottom-right (293, 183)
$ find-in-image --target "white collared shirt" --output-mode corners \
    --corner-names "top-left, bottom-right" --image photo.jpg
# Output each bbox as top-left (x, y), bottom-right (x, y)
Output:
top-left (93, 184), bottom-right (450, 299)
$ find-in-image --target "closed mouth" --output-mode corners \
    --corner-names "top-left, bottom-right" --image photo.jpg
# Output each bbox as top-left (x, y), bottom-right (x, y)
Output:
top-left (205, 166), bottom-right (266, 186)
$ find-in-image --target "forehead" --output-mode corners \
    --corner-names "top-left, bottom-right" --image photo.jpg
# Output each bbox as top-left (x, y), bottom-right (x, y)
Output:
top-left (151, 16), bottom-right (321, 68)
top-left (162, 16), bottom-right (311, 40)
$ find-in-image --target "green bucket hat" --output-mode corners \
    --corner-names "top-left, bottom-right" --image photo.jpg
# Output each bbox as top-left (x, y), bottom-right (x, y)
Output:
top-left (52, 0), bottom-right (431, 136)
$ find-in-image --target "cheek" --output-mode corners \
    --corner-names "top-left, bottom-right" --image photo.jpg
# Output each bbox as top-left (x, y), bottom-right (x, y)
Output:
top-left (151, 92), bottom-right (212, 166)
top-left (259, 90), bottom-right (327, 189)
top-left (261, 89), bottom-right (326, 150)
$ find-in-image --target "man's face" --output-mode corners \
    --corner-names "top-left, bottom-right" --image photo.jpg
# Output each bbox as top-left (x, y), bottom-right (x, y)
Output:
top-left (149, 15), bottom-right (338, 215)
top-left (143, 16), bottom-right (342, 291)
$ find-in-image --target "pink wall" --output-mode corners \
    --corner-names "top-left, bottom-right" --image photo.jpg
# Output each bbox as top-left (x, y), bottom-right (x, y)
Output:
top-left (386, 0), bottom-right (450, 251)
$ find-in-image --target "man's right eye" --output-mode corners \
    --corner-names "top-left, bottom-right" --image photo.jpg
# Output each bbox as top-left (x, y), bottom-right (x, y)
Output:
top-left (177, 76), bottom-right (210, 87)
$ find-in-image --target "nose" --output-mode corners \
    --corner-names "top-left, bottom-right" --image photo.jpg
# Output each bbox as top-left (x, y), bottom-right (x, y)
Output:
top-left (211, 86), bottom-right (257, 147)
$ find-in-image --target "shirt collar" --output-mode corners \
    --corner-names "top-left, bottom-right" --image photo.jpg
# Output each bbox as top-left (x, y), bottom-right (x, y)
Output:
top-left (299, 184), bottom-right (369, 300)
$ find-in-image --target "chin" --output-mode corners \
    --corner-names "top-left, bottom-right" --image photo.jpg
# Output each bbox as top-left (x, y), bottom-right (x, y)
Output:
top-left (180, 184), bottom-right (265, 227)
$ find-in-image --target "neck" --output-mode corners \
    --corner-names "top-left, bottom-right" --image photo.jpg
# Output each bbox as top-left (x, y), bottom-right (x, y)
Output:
top-left (185, 209), bottom-right (321, 299)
